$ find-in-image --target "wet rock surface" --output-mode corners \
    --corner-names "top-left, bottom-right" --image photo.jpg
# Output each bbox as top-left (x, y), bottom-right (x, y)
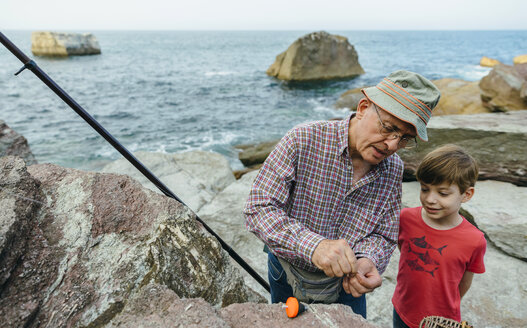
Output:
top-left (0, 120), bottom-right (37, 165)
top-left (266, 31), bottom-right (364, 82)
top-left (0, 159), bottom-right (260, 327)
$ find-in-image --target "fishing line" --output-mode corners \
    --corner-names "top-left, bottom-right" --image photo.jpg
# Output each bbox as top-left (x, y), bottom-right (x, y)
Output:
top-left (0, 31), bottom-right (270, 293)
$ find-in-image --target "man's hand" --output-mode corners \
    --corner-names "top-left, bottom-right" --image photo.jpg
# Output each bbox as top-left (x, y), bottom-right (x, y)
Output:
top-left (312, 239), bottom-right (357, 277)
top-left (342, 257), bottom-right (382, 297)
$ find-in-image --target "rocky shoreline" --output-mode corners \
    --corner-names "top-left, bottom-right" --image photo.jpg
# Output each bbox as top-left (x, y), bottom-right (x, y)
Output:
top-left (1, 45), bottom-right (526, 326)
top-left (2, 110), bottom-right (525, 327)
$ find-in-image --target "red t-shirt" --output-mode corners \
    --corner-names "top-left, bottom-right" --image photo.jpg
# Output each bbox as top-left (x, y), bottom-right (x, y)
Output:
top-left (392, 207), bottom-right (486, 328)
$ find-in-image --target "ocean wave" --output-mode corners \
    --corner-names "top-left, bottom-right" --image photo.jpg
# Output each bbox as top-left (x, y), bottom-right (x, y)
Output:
top-left (458, 65), bottom-right (492, 81)
top-left (204, 71), bottom-right (237, 77)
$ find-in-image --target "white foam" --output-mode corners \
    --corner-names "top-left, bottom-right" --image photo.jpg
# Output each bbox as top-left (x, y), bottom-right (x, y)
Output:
top-left (204, 71), bottom-right (236, 77)
top-left (458, 65), bottom-right (492, 81)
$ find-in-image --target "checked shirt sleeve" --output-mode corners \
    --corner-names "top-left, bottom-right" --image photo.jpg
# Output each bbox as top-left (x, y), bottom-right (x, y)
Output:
top-left (244, 130), bottom-right (325, 265)
top-left (353, 180), bottom-right (401, 274)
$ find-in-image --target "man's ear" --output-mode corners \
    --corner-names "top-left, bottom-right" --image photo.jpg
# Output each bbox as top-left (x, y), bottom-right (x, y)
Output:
top-left (461, 186), bottom-right (475, 203)
top-left (356, 98), bottom-right (371, 119)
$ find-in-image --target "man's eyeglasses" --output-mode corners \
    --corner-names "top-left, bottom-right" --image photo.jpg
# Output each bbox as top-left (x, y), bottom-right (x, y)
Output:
top-left (372, 103), bottom-right (417, 149)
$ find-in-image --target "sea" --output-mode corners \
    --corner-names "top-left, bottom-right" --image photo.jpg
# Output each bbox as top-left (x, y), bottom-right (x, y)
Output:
top-left (1, 30), bottom-right (526, 171)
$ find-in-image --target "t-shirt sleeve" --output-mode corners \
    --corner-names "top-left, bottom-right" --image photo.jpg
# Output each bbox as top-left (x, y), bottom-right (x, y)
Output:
top-left (467, 233), bottom-right (487, 274)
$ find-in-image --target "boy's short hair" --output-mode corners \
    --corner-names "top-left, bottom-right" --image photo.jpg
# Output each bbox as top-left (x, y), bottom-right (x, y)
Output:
top-left (416, 144), bottom-right (479, 193)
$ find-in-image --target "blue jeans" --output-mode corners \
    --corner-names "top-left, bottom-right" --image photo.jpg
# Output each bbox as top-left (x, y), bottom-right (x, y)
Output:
top-left (267, 252), bottom-right (367, 319)
top-left (393, 308), bottom-right (410, 328)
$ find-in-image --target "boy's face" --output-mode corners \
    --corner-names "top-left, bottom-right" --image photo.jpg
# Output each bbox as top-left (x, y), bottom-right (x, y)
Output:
top-left (419, 181), bottom-right (474, 225)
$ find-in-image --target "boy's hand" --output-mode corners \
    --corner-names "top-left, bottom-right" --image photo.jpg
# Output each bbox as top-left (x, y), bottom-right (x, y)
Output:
top-left (312, 239), bottom-right (358, 277)
top-left (342, 257), bottom-right (382, 297)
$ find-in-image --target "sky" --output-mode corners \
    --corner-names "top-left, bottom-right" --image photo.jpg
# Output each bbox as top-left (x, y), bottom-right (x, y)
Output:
top-left (1, 0), bottom-right (527, 31)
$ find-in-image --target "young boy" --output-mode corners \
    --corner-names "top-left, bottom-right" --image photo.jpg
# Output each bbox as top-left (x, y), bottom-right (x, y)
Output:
top-left (392, 144), bottom-right (487, 328)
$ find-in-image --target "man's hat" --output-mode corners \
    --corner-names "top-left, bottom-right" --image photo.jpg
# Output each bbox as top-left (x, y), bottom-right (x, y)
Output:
top-left (362, 70), bottom-right (440, 141)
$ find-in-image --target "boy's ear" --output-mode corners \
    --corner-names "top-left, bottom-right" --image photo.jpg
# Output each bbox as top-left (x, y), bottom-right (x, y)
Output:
top-left (461, 186), bottom-right (475, 203)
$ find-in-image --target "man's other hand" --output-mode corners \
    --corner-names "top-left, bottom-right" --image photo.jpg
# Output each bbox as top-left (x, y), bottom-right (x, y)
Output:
top-left (342, 257), bottom-right (382, 297)
top-left (312, 239), bottom-right (357, 277)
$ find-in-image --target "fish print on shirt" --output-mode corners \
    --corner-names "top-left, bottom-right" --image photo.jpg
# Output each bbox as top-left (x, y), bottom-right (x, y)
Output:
top-left (406, 243), bottom-right (440, 266)
top-left (405, 236), bottom-right (447, 278)
top-left (405, 258), bottom-right (439, 277)
top-left (410, 236), bottom-right (447, 255)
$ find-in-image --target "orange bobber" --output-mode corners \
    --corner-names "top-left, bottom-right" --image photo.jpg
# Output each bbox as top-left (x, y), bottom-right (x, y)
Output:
top-left (285, 297), bottom-right (306, 318)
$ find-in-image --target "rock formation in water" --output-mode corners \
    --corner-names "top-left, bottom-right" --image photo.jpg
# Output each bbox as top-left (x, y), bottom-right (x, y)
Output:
top-left (31, 31), bottom-right (101, 56)
top-left (266, 31), bottom-right (365, 82)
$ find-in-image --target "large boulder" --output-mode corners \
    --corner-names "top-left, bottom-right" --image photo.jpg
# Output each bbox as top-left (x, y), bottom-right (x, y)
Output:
top-left (367, 181), bottom-right (527, 328)
top-left (220, 302), bottom-right (377, 328)
top-left (31, 31), bottom-right (101, 56)
top-left (0, 120), bottom-right (37, 165)
top-left (101, 151), bottom-right (235, 212)
top-left (108, 282), bottom-right (378, 328)
top-left (431, 78), bottom-right (490, 115)
top-left (0, 157), bottom-right (261, 327)
top-left (0, 157), bottom-right (41, 287)
top-left (479, 63), bottom-right (527, 111)
top-left (266, 31), bottom-right (365, 82)
top-left (198, 170), bottom-right (268, 298)
top-left (398, 110), bottom-right (527, 187)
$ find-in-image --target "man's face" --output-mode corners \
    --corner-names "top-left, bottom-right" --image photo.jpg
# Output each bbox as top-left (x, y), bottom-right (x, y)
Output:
top-left (352, 100), bottom-right (417, 165)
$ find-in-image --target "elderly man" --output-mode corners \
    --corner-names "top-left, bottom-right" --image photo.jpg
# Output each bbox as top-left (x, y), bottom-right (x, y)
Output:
top-left (244, 70), bottom-right (440, 318)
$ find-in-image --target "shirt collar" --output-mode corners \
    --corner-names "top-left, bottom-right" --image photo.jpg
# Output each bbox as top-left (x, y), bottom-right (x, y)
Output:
top-left (337, 113), bottom-right (354, 156)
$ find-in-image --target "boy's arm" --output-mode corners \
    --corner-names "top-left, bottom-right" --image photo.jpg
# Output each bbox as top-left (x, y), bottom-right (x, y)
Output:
top-left (459, 271), bottom-right (474, 299)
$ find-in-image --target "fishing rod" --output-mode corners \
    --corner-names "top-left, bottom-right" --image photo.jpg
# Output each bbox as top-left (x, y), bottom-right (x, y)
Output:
top-left (0, 31), bottom-right (270, 293)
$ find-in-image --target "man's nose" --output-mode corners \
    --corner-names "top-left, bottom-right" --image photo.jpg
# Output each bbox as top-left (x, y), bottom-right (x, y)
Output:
top-left (385, 138), bottom-right (399, 151)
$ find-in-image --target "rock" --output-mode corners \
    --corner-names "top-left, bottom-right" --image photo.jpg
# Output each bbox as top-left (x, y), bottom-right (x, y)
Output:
top-left (479, 63), bottom-right (527, 111)
top-left (266, 31), bottom-right (365, 82)
top-left (31, 31), bottom-right (101, 56)
top-left (0, 157), bottom-right (41, 287)
top-left (334, 87), bottom-right (366, 110)
top-left (462, 181), bottom-right (526, 260)
top-left (431, 78), bottom-right (490, 115)
top-left (0, 159), bottom-right (260, 327)
top-left (0, 120), bottom-right (37, 165)
top-left (109, 282), bottom-right (378, 327)
top-left (398, 110), bottom-right (527, 187)
top-left (513, 54), bottom-right (527, 64)
top-left (236, 140), bottom-right (281, 167)
top-left (220, 302), bottom-right (378, 328)
top-left (101, 151), bottom-right (235, 212)
top-left (107, 283), bottom-right (230, 327)
top-left (198, 170), bottom-right (269, 298)
top-left (480, 56), bottom-right (501, 67)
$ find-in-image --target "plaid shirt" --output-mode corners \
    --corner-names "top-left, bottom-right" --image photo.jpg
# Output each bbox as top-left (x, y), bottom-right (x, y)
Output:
top-left (244, 114), bottom-right (403, 273)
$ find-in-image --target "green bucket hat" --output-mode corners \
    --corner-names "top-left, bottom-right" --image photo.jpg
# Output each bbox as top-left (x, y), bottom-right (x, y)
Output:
top-left (362, 70), bottom-right (440, 141)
